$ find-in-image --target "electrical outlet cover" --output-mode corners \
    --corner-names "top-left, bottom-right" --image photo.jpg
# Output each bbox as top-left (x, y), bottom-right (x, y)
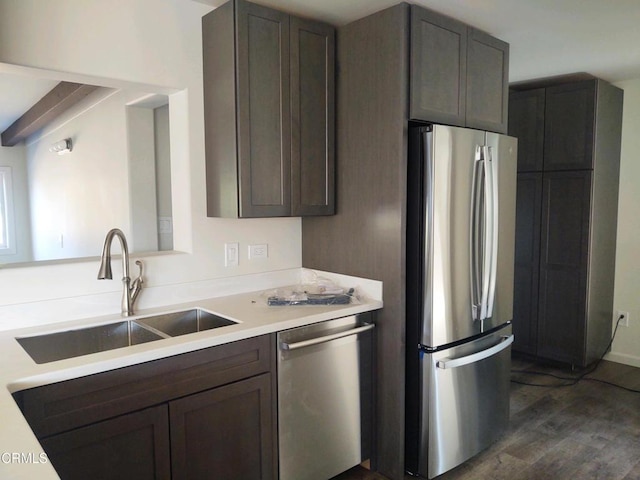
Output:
top-left (248, 244), bottom-right (268, 259)
top-left (616, 310), bottom-right (629, 327)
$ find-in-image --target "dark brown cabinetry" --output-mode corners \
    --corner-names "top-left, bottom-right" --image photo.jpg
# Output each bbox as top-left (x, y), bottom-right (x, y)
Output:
top-left (509, 76), bottom-right (623, 366)
top-left (513, 172), bottom-right (543, 355)
top-left (14, 335), bottom-right (276, 480)
top-left (40, 405), bottom-right (170, 480)
top-left (203, 0), bottom-right (335, 217)
top-left (170, 374), bottom-right (274, 480)
top-left (410, 5), bottom-right (509, 133)
top-left (544, 81), bottom-right (596, 171)
top-left (537, 170), bottom-right (592, 363)
top-left (509, 88), bottom-right (545, 172)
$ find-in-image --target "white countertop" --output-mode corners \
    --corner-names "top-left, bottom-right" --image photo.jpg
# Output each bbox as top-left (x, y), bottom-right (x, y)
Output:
top-left (0, 273), bottom-right (382, 479)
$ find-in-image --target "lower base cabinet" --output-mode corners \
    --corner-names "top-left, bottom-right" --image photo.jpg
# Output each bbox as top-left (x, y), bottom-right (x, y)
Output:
top-left (41, 405), bottom-right (171, 480)
top-left (14, 335), bottom-right (276, 480)
top-left (41, 375), bottom-right (274, 480)
top-left (170, 374), bottom-right (274, 480)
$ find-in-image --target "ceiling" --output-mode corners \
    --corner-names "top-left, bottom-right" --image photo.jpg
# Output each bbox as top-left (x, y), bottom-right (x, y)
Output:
top-left (195, 0), bottom-right (640, 84)
top-left (4, 1), bottom-right (639, 136)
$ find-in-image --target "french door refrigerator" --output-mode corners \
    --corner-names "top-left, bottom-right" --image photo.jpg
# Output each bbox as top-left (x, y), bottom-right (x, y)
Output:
top-left (405, 124), bottom-right (517, 479)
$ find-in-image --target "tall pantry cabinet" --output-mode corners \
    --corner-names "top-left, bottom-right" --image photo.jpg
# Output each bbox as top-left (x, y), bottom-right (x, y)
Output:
top-left (509, 76), bottom-right (623, 367)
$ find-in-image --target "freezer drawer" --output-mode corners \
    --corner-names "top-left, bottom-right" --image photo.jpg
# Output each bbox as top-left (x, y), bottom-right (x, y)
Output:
top-left (277, 314), bottom-right (374, 480)
top-left (417, 325), bottom-right (512, 479)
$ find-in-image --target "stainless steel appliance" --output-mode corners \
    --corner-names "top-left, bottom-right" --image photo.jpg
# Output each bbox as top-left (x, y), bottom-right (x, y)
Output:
top-left (405, 124), bottom-right (517, 479)
top-left (277, 314), bottom-right (374, 480)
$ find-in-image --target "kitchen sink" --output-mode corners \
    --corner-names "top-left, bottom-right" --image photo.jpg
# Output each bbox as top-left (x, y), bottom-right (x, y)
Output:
top-left (16, 321), bottom-right (164, 364)
top-left (134, 308), bottom-right (237, 337)
top-left (16, 308), bottom-right (237, 364)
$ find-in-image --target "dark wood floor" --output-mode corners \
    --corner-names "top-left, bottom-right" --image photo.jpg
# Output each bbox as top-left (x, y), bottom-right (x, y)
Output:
top-left (333, 357), bottom-right (640, 480)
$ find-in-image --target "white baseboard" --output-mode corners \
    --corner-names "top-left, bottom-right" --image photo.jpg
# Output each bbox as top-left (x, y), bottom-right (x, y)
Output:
top-left (605, 351), bottom-right (640, 368)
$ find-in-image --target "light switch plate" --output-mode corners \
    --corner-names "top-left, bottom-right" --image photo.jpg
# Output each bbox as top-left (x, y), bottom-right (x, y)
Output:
top-left (225, 243), bottom-right (239, 267)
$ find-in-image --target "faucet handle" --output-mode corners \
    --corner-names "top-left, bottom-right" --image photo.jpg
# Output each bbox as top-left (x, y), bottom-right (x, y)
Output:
top-left (129, 260), bottom-right (144, 308)
top-left (134, 260), bottom-right (144, 283)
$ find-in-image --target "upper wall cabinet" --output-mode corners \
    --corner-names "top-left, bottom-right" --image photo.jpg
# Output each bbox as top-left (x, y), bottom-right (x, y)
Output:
top-left (203, 0), bottom-right (335, 218)
top-left (509, 79), bottom-right (598, 172)
top-left (409, 5), bottom-right (509, 134)
top-left (544, 81), bottom-right (596, 171)
top-left (508, 88), bottom-right (545, 172)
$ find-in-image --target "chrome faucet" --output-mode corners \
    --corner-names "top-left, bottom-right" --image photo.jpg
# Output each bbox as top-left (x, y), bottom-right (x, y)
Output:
top-left (97, 228), bottom-right (144, 317)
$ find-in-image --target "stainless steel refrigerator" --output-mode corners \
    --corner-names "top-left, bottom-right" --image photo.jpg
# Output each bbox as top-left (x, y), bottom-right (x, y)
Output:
top-left (405, 124), bottom-right (517, 479)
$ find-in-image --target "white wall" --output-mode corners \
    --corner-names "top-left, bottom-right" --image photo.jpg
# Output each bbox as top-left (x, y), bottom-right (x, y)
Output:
top-left (26, 88), bottom-right (133, 260)
top-left (155, 105), bottom-right (174, 251)
top-left (127, 104), bottom-right (159, 253)
top-left (0, 0), bottom-right (301, 326)
top-left (608, 78), bottom-right (640, 367)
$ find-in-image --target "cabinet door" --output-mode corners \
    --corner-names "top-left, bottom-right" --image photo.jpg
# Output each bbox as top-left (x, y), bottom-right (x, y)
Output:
top-left (41, 405), bottom-right (170, 480)
top-left (409, 5), bottom-right (467, 125)
top-left (170, 373), bottom-right (275, 480)
top-left (466, 28), bottom-right (509, 134)
top-left (544, 80), bottom-right (596, 171)
top-left (290, 17), bottom-right (335, 216)
top-left (537, 171), bottom-right (591, 365)
top-left (512, 173), bottom-right (543, 355)
top-left (236, 0), bottom-right (291, 217)
top-left (508, 88), bottom-right (545, 172)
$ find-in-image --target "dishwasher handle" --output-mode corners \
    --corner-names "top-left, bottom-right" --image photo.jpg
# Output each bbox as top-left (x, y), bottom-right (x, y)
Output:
top-left (280, 323), bottom-right (375, 351)
top-left (436, 334), bottom-right (513, 369)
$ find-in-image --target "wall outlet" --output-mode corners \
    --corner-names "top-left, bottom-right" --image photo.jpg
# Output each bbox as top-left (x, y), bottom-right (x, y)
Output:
top-left (224, 242), bottom-right (239, 267)
top-left (248, 244), bottom-right (268, 260)
top-left (616, 310), bottom-right (629, 327)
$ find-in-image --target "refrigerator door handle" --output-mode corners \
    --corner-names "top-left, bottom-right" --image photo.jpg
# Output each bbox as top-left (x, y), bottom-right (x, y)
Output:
top-left (480, 146), bottom-right (494, 323)
top-left (470, 145), bottom-right (493, 323)
top-left (470, 147), bottom-right (485, 321)
top-left (422, 130), bottom-right (434, 330)
top-left (436, 334), bottom-right (513, 369)
top-left (484, 146), bottom-right (499, 320)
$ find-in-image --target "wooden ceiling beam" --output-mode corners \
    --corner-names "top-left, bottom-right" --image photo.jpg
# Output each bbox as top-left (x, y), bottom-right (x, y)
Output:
top-left (1, 81), bottom-right (98, 147)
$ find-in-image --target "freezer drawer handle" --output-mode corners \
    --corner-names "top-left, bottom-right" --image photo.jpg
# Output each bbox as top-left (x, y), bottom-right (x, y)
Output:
top-left (436, 335), bottom-right (513, 369)
top-left (280, 323), bottom-right (375, 351)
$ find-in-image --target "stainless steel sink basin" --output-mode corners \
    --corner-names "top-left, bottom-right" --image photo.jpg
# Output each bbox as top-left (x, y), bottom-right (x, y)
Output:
top-left (134, 308), bottom-right (237, 337)
top-left (16, 308), bottom-right (238, 364)
top-left (16, 321), bottom-right (164, 364)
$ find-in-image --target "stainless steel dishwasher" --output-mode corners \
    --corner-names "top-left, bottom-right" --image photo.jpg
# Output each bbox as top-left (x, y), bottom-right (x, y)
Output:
top-left (277, 313), bottom-right (375, 480)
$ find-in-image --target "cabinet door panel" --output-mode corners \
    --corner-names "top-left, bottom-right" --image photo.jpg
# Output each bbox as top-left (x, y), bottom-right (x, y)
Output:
top-left (466, 28), bottom-right (509, 133)
top-left (203, 1), bottom-right (238, 217)
top-left (537, 171), bottom-right (591, 364)
top-left (41, 405), bottom-right (170, 480)
top-left (544, 80), bottom-right (596, 171)
top-left (410, 5), bottom-right (466, 125)
top-left (170, 373), bottom-right (275, 480)
top-left (513, 173), bottom-right (543, 355)
top-left (508, 88), bottom-right (545, 172)
top-left (290, 17), bottom-right (335, 215)
top-left (236, 0), bottom-right (291, 216)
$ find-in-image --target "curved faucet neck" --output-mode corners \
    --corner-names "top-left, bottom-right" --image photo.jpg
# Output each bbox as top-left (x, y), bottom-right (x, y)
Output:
top-left (98, 228), bottom-right (130, 280)
top-left (97, 228), bottom-right (143, 317)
